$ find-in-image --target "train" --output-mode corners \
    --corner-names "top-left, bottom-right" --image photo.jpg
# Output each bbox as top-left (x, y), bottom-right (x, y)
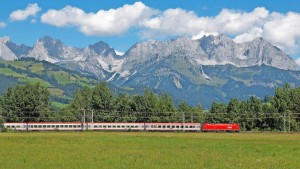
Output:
top-left (3, 122), bottom-right (240, 132)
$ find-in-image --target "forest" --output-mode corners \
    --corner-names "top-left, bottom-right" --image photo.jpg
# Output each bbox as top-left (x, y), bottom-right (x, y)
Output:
top-left (0, 82), bottom-right (299, 131)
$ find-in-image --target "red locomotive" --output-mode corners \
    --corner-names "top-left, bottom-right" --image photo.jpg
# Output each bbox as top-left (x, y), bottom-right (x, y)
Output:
top-left (201, 123), bottom-right (240, 132)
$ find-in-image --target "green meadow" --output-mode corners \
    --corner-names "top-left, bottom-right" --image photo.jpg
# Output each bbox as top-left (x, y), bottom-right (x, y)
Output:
top-left (0, 132), bottom-right (299, 169)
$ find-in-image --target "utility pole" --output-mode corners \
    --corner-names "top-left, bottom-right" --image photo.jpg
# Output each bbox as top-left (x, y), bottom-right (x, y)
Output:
top-left (83, 109), bottom-right (86, 124)
top-left (91, 109), bottom-right (94, 123)
top-left (283, 112), bottom-right (286, 133)
top-left (183, 112), bottom-right (185, 132)
top-left (288, 113), bottom-right (291, 133)
top-left (27, 113), bottom-right (30, 132)
top-left (82, 109), bottom-right (86, 131)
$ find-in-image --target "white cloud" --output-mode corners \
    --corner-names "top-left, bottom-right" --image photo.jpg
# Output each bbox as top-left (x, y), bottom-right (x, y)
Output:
top-left (0, 22), bottom-right (6, 28)
top-left (141, 7), bottom-right (269, 38)
top-left (192, 31), bottom-right (218, 40)
top-left (233, 27), bottom-right (263, 43)
top-left (40, 3), bottom-right (300, 55)
top-left (140, 6), bottom-right (300, 55)
top-left (296, 58), bottom-right (300, 66)
top-left (213, 7), bottom-right (269, 35)
top-left (41, 2), bottom-right (157, 36)
top-left (141, 8), bottom-right (210, 38)
top-left (262, 12), bottom-right (300, 54)
top-left (10, 3), bottom-right (41, 21)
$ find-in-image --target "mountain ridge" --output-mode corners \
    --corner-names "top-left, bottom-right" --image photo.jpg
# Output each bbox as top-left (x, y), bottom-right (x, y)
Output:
top-left (0, 35), bottom-right (298, 73)
top-left (1, 35), bottom-right (300, 108)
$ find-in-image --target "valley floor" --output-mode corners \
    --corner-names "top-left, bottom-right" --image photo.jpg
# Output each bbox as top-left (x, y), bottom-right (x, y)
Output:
top-left (0, 132), bottom-right (299, 169)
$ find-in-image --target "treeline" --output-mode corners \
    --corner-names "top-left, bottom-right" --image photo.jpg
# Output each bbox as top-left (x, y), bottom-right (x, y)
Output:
top-left (0, 82), bottom-right (201, 123)
top-left (208, 84), bottom-right (300, 131)
top-left (60, 82), bottom-right (202, 123)
top-left (0, 82), bottom-right (299, 131)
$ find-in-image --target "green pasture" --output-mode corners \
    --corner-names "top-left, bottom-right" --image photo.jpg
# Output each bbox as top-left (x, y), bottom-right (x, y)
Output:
top-left (18, 77), bottom-right (52, 87)
top-left (49, 70), bottom-right (94, 86)
top-left (29, 63), bottom-right (44, 74)
top-left (0, 68), bottom-right (26, 78)
top-left (0, 132), bottom-right (299, 169)
top-left (4, 61), bottom-right (32, 70)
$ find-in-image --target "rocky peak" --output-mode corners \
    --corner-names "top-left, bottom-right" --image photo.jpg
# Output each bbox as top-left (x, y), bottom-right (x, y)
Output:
top-left (35, 36), bottom-right (64, 57)
top-left (199, 34), bottom-right (235, 52)
top-left (124, 34), bottom-right (298, 71)
top-left (27, 36), bottom-right (66, 63)
top-left (6, 43), bottom-right (31, 58)
top-left (88, 41), bottom-right (116, 56)
top-left (0, 36), bottom-right (20, 60)
top-left (0, 36), bottom-right (11, 44)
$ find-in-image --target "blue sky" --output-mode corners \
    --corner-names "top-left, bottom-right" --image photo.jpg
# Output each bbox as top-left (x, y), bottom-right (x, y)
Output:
top-left (1, 0), bottom-right (300, 63)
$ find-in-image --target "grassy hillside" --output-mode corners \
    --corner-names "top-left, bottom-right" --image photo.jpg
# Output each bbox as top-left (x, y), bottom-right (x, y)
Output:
top-left (0, 58), bottom-right (99, 108)
top-left (0, 132), bottom-right (299, 169)
top-left (0, 58), bottom-right (151, 109)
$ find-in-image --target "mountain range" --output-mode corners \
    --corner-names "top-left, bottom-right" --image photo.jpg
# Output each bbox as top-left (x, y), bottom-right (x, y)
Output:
top-left (0, 35), bottom-right (300, 108)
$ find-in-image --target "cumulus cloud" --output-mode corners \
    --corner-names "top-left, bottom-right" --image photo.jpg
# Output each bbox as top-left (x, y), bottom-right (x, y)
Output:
top-left (10, 3), bottom-right (41, 21)
top-left (191, 31), bottom-right (218, 40)
top-left (0, 22), bottom-right (6, 28)
top-left (40, 2), bottom-right (300, 55)
top-left (41, 2), bottom-right (157, 36)
top-left (140, 6), bottom-right (300, 55)
top-left (262, 12), bottom-right (300, 53)
top-left (140, 8), bottom-right (212, 38)
top-left (233, 27), bottom-right (263, 43)
top-left (141, 7), bottom-right (269, 38)
top-left (213, 7), bottom-right (269, 35)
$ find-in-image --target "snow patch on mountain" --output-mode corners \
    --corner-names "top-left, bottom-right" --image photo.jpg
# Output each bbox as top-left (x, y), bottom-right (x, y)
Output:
top-left (120, 70), bottom-right (130, 78)
top-left (200, 65), bottom-right (211, 81)
top-left (115, 50), bottom-right (124, 56)
top-left (296, 58), bottom-right (300, 66)
top-left (173, 77), bottom-right (182, 89)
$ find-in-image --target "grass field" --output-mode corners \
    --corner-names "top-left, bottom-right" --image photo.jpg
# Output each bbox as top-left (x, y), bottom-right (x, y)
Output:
top-left (0, 132), bottom-right (299, 169)
top-left (18, 77), bottom-right (52, 87)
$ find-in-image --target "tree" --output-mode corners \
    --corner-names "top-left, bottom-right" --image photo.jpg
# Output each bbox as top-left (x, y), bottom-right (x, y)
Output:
top-left (144, 89), bottom-right (159, 113)
top-left (0, 83), bottom-right (51, 122)
top-left (92, 82), bottom-right (114, 111)
top-left (227, 98), bottom-right (240, 123)
top-left (158, 92), bottom-right (176, 113)
top-left (290, 87), bottom-right (300, 114)
top-left (247, 96), bottom-right (264, 130)
top-left (69, 87), bottom-right (92, 110)
top-left (209, 102), bottom-right (227, 123)
top-left (238, 101), bottom-right (249, 130)
top-left (115, 93), bottom-right (131, 112)
top-left (64, 86), bottom-right (93, 121)
top-left (130, 95), bottom-right (146, 122)
top-left (178, 101), bottom-right (189, 112)
top-left (288, 87), bottom-right (300, 131)
top-left (272, 84), bottom-right (292, 113)
top-left (262, 103), bottom-right (281, 131)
